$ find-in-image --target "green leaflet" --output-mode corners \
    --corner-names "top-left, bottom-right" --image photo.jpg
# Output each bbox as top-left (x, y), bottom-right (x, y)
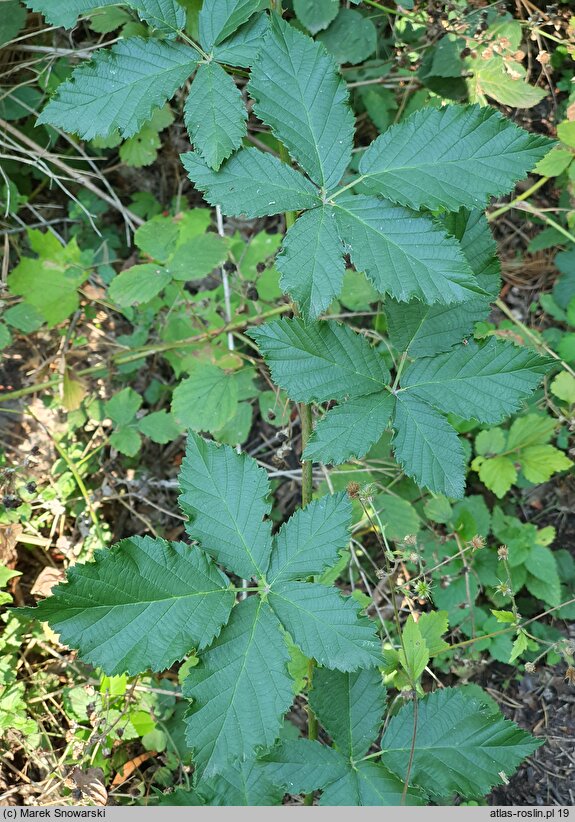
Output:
top-left (181, 149), bottom-right (320, 217)
top-left (212, 13), bottom-right (270, 67)
top-left (386, 210), bottom-right (500, 357)
top-left (267, 492), bottom-right (352, 584)
top-left (357, 104), bottom-right (553, 211)
top-left (183, 597), bottom-right (293, 779)
top-left (199, 760), bottom-right (285, 806)
top-left (248, 318), bottom-right (390, 403)
top-left (304, 393), bottom-right (395, 465)
top-left (401, 338), bottom-right (550, 424)
top-left (293, 0), bottom-right (339, 34)
top-left (22, 0), bottom-right (186, 32)
top-left (38, 38), bottom-right (196, 140)
top-left (171, 363), bottom-right (239, 434)
top-left (108, 263), bottom-right (171, 307)
top-left (199, 0), bottom-right (267, 51)
top-left (18, 537), bottom-right (234, 676)
top-left (268, 581), bottom-right (382, 671)
top-left (184, 62), bottom-right (246, 170)
top-left (381, 687), bottom-right (542, 798)
top-left (320, 761), bottom-right (420, 806)
top-left (248, 14), bottom-right (354, 190)
top-left (178, 432), bottom-right (273, 581)
top-left (277, 206), bottom-right (345, 322)
top-left (309, 668), bottom-right (386, 760)
top-left (393, 394), bottom-right (466, 498)
top-left (261, 738), bottom-right (349, 795)
top-left (334, 194), bottom-right (484, 304)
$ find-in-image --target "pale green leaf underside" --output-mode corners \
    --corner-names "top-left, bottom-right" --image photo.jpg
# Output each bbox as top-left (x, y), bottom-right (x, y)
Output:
top-left (393, 394), bottom-right (466, 498)
top-left (38, 38), bottom-right (196, 140)
top-left (22, 0), bottom-right (186, 32)
top-left (199, 0), bottom-right (267, 51)
top-left (269, 581), bottom-right (381, 671)
top-left (178, 432), bottom-right (272, 580)
top-left (248, 15), bottom-right (354, 189)
top-left (181, 148), bottom-right (320, 217)
top-left (184, 597), bottom-right (292, 779)
top-left (310, 667), bottom-right (386, 760)
top-left (334, 194), bottom-right (483, 304)
top-left (249, 318), bottom-right (389, 403)
top-left (401, 339), bottom-right (549, 424)
top-left (184, 62), bottom-right (246, 171)
top-left (267, 491), bottom-right (352, 584)
top-left (358, 104), bottom-right (553, 211)
top-left (304, 393), bottom-right (394, 465)
top-left (381, 688), bottom-right (541, 798)
top-left (19, 536), bottom-right (233, 676)
top-left (277, 206), bottom-right (345, 322)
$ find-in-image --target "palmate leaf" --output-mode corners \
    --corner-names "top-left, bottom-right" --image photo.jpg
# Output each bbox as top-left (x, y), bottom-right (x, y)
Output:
top-left (183, 597), bottom-right (293, 779)
top-left (304, 393), bottom-right (395, 465)
top-left (334, 194), bottom-right (484, 304)
top-left (277, 206), bottom-right (345, 322)
top-left (198, 0), bottom-right (268, 51)
top-left (268, 581), bottom-right (382, 671)
top-left (266, 492), bottom-right (352, 584)
top-left (181, 149), bottom-right (320, 217)
top-left (184, 62), bottom-right (246, 171)
top-left (309, 668), bottom-right (386, 760)
top-left (401, 338), bottom-right (550, 424)
top-left (249, 318), bottom-right (389, 403)
top-left (248, 14), bottom-right (354, 190)
top-left (18, 537), bottom-right (234, 676)
top-left (23, 0), bottom-right (186, 32)
top-left (357, 104), bottom-right (553, 211)
top-left (381, 687), bottom-right (542, 798)
top-left (393, 394), bottom-right (466, 499)
top-left (178, 433), bottom-right (272, 581)
top-left (38, 38), bottom-right (196, 139)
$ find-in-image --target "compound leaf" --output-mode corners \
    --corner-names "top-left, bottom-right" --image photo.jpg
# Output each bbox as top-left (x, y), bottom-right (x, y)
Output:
top-left (181, 148), bottom-right (320, 217)
top-left (38, 38), bottom-right (196, 140)
top-left (178, 432), bottom-right (273, 581)
top-left (19, 536), bottom-right (234, 676)
top-left (393, 394), bottom-right (466, 498)
top-left (268, 580), bottom-right (381, 671)
top-left (309, 667), bottom-right (386, 760)
top-left (199, 0), bottom-right (267, 51)
top-left (304, 393), bottom-right (394, 465)
top-left (334, 194), bottom-right (483, 304)
top-left (23, 0), bottom-right (186, 32)
top-left (184, 62), bottom-right (246, 170)
top-left (249, 318), bottom-right (389, 403)
top-left (277, 206), bottom-right (345, 322)
top-left (183, 597), bottom-right (292, 779)
top-left (401, 339), bottom-right (549, 424)
top-left (381, 687), bottom-right (541, 797)
top-left (267, 491), bottom-right (352, 584)
top-left (358, 104), bottom-right (553, 211)
top-left (248, 14), bottom-right (354, 190)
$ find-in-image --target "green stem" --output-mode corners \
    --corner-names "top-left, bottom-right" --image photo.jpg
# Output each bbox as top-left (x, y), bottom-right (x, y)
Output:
top-left (488, 176), bottom-right (548, 221)
top-left (0, 305), bottom-right (290, 403)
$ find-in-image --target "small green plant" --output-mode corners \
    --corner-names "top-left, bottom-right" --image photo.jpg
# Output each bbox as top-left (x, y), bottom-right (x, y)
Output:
top-left (16, 0), bottom-right (564, 806)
